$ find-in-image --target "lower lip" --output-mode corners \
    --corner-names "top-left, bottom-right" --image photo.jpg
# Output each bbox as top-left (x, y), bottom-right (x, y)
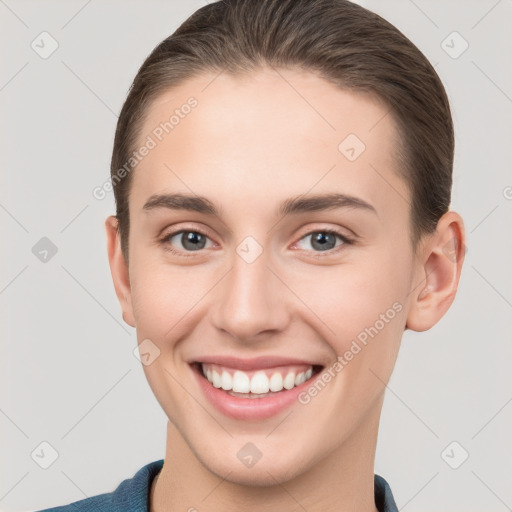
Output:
top-left (190, 363), bottom-right (320, 421)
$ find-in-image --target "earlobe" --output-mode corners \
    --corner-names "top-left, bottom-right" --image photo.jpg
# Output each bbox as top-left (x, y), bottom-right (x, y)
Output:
top-left (406, 211), bottom-right (466, 332)
top-left (105, 216), bottom-right (136, 328)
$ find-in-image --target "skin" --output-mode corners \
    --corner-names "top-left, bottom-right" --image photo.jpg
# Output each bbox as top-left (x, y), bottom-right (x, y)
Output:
top-left (105, 67), bottom-right (465, 512)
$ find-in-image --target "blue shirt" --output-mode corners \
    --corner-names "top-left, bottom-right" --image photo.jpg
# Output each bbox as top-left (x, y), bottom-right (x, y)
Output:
top-left (35, 459), bottom-right (398, 511)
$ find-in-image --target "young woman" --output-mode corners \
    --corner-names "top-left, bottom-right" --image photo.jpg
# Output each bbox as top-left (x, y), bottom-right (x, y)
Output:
top-left (38, 0), bottom-right (465, 510)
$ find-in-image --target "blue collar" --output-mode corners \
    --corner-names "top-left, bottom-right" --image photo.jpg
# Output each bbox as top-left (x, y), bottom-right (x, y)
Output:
top-left (37, 459), bottom-right (398, 512)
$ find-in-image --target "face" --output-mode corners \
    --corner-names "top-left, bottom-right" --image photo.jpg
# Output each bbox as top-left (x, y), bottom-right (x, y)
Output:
top-left (114, 67), bottom-right (421, 484)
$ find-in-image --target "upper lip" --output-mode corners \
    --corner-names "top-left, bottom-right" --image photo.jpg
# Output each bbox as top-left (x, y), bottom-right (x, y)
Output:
top-left (190, 355), bottom-right (324, 371)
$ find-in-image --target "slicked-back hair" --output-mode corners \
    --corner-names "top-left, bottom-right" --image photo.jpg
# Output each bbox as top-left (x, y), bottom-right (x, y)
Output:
top-left (111, 0), bottom-right (453, 261)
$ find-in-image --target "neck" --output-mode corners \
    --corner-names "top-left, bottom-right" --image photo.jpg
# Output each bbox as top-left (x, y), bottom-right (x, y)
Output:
top-left (151, 402), bottom-right (382, 512)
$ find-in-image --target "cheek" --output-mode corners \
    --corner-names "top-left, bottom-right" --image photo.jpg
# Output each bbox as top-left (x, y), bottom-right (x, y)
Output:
top-left (128, 260), bottom-right (210, 414)
top-left (129, 258), bottom-right (199, 339)
top-left (292, 255), bottom-right (409, 347)
top-left (293, 254), bottom-right (409, 416)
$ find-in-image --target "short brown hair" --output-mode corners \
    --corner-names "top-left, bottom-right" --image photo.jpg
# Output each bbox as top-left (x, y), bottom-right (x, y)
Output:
top-left (111, 0), bottom-right (453, 260)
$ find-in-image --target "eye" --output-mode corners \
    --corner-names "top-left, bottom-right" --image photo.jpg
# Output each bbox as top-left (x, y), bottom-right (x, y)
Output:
top-left (160, 229), bottom-right (215, 257)
top-left (159, 227), bottom-right (354, 258)
top-left (292, 229), bottom-right (353, 255)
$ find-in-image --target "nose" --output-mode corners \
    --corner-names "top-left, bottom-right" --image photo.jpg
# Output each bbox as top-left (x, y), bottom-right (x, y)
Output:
top-left (210, 244), bottom-right (291, 342)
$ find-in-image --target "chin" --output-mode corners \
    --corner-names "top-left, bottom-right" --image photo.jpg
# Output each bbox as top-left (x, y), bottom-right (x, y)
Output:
top-left (219, 462), bottom-right (302, 488)
top-left (197, 444), bottom-right (310, 488)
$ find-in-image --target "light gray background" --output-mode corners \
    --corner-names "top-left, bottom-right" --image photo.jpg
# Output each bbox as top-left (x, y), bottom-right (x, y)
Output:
top-left (1, 1), bottom-right (511, 511)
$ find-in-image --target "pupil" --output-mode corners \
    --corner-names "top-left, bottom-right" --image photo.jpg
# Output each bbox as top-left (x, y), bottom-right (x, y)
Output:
top-left (183, 231), bottom-right (206, 251)
top-left (312, 232), bottom-right (335, 251)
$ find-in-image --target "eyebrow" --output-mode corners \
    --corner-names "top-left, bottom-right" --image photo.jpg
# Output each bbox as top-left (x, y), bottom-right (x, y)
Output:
top-left (142, 192), bottom-right (377, 217)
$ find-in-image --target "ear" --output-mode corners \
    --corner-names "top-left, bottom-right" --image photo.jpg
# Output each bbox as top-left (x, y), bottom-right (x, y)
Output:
top-left (105, 215), bottom-right (136, 328)
top-left (406, 211), bottom-right (466, 332)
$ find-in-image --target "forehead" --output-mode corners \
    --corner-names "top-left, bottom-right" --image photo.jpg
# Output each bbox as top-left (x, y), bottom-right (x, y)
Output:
top-left (130, 67), bottom-right (408, 216)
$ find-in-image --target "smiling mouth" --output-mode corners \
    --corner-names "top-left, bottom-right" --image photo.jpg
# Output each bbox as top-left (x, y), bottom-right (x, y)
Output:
top-left (191, 362), bottom-right (324, 397)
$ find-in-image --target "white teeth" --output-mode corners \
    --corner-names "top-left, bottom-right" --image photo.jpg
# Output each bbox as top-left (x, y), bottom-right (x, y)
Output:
top-left (201, 364), bottom-right (315, 394)
top-left (221, 370), bottom-right (232, 391)
top-left (269, 372), bottom-right (283, 392)
top-left (232, 371), bottom-right (250, 393)
top-left (212, 370), bottom-right (222, 388)
top-left (283, 372), bottom-right (296, 390)
top-left (250, 372), bottom-right (270, 394)
top-left (295, 372), bottom-right (306, 386)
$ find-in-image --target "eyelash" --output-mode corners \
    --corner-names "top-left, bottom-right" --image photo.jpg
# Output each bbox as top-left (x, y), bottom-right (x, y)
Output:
top-left (159, 227), bottom-right (354, 259)
top-left (291, 229), bottom-right (354, 257)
